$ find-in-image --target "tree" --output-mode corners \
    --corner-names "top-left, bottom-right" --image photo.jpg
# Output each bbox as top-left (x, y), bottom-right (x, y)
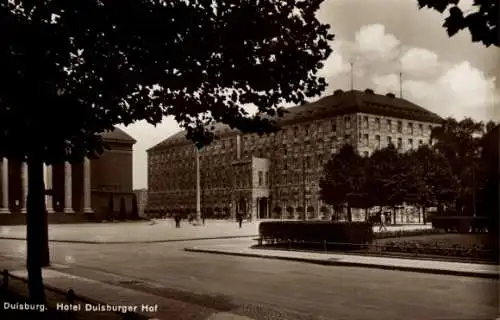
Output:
top-left (319, 144), bottom-right (365, 222)
top-left (431, 118), bottom-right (486, 215)
top-left (367, 145), bottom-right (406, 224)
top-left (417, 0), bottom-right (498, 47)
top-left (408, 145), bottom-right (459, 222)
top-left (0, 0), bottom-right (333, 303)
top-left (478, 124), bottom-right (499, 231)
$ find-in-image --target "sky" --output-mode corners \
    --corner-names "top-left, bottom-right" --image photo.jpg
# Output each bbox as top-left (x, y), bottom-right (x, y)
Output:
top-left (119, 0), bottom-right (500, 189)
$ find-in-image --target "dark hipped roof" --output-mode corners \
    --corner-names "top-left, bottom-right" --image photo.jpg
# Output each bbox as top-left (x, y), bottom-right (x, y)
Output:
top-left (148, 89), bottom-right (443, 151)
top-left (102, 127), bottom-right (136, 144)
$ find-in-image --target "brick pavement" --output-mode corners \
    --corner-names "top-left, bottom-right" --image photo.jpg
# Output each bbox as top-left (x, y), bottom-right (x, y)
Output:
top-left (0, 220), bottom-right (431, 243)
top-left (185, 239), bottom-right (499, 279)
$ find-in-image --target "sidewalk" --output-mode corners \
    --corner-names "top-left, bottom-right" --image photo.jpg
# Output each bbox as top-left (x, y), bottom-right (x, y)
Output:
top-left (184, 240), bottom-right (499, 279)
top-left (5, 267), bottom-right (256, 320)
top-left (0, 220), bottom-right (431, 244)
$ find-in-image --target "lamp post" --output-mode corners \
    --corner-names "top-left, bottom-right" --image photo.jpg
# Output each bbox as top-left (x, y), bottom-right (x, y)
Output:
top-left (195, 146), bottom-right (202, 223)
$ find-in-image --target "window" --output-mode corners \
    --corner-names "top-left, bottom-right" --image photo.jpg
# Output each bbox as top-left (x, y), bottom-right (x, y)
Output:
top-left (397, 137), bottom-right (402, 149)
top-left (428, 125), bottom-right (433, 133)
top-left (419, 124), bottom-right (423, 135)
top-left (294, 127), bottom-right (299, 137)
top-left (375, 118), bottom-right (381, 130)
top-left (331, 121), bottom-right (337, 133)
top-left (305, 125), bottom-right (310, 136)
top-left (375, 135), bottom-right (381, 149)
top-left (265, 172), bottom-right (269, 186)
top-left (344, 116), bottom-right (351, 129)
top-left (397, 121), bottom-right (403, 133)
top-left (344, 134), bottom-right (351, 143)
top-left (408, 123), bottom-right (413, 135)
top-left (408, 139), bottom-right (413, 150)
top-left (419, 139), bottom-right (423, 146)
top-left (363, 116), bottom-right (369, 129)
top-left (363, 151), bottom-right (369, 157)
top-left (258, 171), bottom-right (263, 186)
top-left (283, 174), bottom-right (287, 184)
top-left (305, 156), bottom-right (311, 169)
top-left (387, 119), bottom-right (392, 131)
top-left (387, 136), bottom-right (392, 146)
top-left (363, 134), bottom-right (369, 146)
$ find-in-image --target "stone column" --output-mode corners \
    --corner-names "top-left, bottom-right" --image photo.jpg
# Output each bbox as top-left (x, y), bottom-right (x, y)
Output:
top-left (20, 162), bottom-right (28, 213)
top-left (0, 158), bottom-right (10, 214)
top-left (44, 164), bottom-right (55, 213)
top-left (63, 162), bottom-right (74, 213)
top-left (82, 158), bottom-right (93, 213)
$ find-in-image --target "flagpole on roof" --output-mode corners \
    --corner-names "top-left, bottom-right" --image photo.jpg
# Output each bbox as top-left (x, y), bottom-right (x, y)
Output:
top-left (349, 61), bottom-right (354, 90)
top-left (399, 71), bottom-right (403, 98)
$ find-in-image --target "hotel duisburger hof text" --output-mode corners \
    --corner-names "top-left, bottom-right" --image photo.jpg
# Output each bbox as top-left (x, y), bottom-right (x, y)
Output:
top-left (146, 89), bottom-right (442, 220)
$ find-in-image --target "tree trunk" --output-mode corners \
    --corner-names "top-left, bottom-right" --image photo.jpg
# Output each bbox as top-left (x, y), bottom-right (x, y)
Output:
top-left (418, 207), bottom-right (421, 223)
top-left (26, 155), bottom-right (49, 304)
top-left (392, 207), bottom-right (396, 225)
top-left (364, 208), bottom-right (369, 222)
top-left (422, 207), bottom-right (427, 224)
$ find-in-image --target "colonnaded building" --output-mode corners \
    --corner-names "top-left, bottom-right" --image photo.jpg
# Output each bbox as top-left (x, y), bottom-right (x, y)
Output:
top-left (0, 128), bottom-right (137, 224)
top-left (146, 89), bottom-right (442, 220)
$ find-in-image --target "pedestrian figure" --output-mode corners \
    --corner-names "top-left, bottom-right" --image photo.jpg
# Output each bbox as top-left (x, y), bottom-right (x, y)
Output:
top-left (385, 212), bottom-right (391, 225)
top-left (174, 214), bottom-right (181, 228)
top-left (237, 213), bottom-right (243, 228)
top-left (379, 212), bottom-right (387, 232)
top-left (202, 216), bottom-right (205, 225)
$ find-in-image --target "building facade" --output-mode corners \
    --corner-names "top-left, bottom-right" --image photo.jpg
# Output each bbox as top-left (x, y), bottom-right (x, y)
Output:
top-left (146, 89), bottom-right (442, 220)
top-left (0, 128), bottom-right (137, 224)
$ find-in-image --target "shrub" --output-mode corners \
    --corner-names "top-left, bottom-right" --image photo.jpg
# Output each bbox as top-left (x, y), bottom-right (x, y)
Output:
top-left (259, 221), bottom-right (374, 246)
top-left (431, 216), bottom-right (493, 233)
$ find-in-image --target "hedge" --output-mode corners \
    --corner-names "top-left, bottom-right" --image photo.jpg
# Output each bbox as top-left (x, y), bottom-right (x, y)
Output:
top-left (431, 216), bottom-right (495, 233)
top-left (258, 221), bottom-right (374, 245)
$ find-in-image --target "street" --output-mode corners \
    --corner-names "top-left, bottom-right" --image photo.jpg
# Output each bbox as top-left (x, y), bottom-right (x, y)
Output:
top-left (0, 238), bottom-right (497, 320)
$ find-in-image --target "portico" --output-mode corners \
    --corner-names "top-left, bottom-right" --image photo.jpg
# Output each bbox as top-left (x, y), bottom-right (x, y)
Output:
top-left (0, 157), bottom-right (93, 214)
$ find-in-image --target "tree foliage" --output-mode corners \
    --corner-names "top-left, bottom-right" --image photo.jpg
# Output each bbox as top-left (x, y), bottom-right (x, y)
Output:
top-left (0, 0), bottom-right (333, 303)
top-left (318, 118), bottom-right (496, 223)
top-left (417, 0), bottom-right (498, 47)
top-left (319, 144), bottom-right (366, 221)
top-left (0, 0), bottom-right (333, 154)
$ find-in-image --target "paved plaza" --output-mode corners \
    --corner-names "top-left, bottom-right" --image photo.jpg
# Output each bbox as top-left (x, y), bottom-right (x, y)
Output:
top-left (0, 219), bottom-right (432, 243)
top-left (0, 235), bottom-right (497, 320)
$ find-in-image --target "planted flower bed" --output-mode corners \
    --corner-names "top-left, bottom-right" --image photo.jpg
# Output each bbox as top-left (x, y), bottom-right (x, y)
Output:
top-left (375, 228), bottom-right (443, 239)
top-left (381, 234), bottom-right (498, 262)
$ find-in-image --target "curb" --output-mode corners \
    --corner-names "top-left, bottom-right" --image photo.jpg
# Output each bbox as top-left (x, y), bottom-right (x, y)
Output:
top-left (0, 235), bottom-right (258, 245)
top-left (184, 248), bottom-right (499, 280)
